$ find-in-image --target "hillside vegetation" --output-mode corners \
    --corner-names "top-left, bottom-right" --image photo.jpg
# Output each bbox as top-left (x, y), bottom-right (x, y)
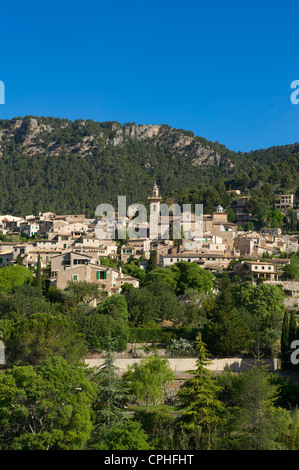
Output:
top-left (0, 116), bottom-right (298, 216)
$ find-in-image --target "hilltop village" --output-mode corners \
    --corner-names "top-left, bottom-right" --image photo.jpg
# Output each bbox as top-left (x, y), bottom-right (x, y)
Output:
top-left (0, 183), bottom-right (298, 299)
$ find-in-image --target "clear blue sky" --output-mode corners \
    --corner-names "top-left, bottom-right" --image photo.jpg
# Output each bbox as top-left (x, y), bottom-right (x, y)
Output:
top-left (0, 0), bottom-right (298, 152)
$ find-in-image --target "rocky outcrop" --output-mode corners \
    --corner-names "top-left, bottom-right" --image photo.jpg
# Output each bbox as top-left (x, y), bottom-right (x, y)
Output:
top-left (0, 116), bottom-right (234, 169)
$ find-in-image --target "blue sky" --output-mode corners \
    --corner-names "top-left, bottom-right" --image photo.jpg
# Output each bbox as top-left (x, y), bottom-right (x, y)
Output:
top-left (0, 0), bottom-right (298, 152)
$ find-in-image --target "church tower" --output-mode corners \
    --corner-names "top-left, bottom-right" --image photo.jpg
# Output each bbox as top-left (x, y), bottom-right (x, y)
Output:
top-left (148, 181), bottom-right (162, 213)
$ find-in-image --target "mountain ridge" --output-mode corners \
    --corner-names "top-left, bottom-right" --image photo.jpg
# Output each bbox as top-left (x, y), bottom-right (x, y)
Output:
top-left (0, 116), bottom-right (297, 217)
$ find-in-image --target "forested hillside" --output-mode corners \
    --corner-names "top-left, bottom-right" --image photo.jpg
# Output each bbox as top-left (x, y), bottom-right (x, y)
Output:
top-left (0, 116), bottom-right (298, 217)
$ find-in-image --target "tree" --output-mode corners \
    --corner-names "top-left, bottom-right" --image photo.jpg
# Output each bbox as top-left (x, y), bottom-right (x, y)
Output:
top-left (0, 265), bottom-right (33, 294)
top-left (267, 209), bottom-right (284, 228)
top-left (203, 276), bottom-right (253, 355)
top-left (289, 312), bottom-right (297, 345)
top-left (177, 334), bottom-right (225, 449)
top-left (0, 284), bottom-right (58, 322)
top-left (232, 283), bottom-right (286, 355)
top-left (283, 258), bottom-right (299, 280)
top-left (35, 253), bottom-right (42, 293)
top-left (91, 420), bottom-right (152, 450)
top-left (230, 365), bottom-right (291, 450)
top-left (5, 313), bottom-right (88, 366)
top-left (92, 336), bottom-right (131, 429)
top-left (0, 357), bottom-right (97, 450)
top-left (172, 261), bottom-right (214, 295)
top-left (255, 202), bottom-right (269, 227)
top-left (98, 294), bottom-right (128, 321)
top-left (147, 250), bottom-right (157, 272)
top-left (66, 280), bottom-right (107, 305)
top-left (244, 221), bottom-right (254, 232)
top-left (78, 314), bottom-right (129, 351)
top-left (123, 355), bottom-right (174, 410)
top-left (122, 263), bottom-right (146, 282)
top-left (226, 208), bottom-right (236, 223)
top-left (125, 283), bottom-right (183, 326)
top-left (142, 267), bottom-right (177, 291)
top-left (281, 311), bottom-right (290, 370)
top-left (15, 253), bottom-right (27, 266)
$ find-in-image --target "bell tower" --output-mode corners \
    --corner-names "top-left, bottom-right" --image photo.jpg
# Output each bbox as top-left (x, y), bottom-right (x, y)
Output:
top-left (148, 182), bottom-right (162, 240)
top-left (148, 181), bottom-right (162, 213)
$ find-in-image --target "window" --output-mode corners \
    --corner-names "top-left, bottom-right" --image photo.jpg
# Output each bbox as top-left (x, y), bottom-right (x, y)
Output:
top-left (97, 271), bottom-right (107, 280)
top-left (73, 275), bottom-right (78, 281)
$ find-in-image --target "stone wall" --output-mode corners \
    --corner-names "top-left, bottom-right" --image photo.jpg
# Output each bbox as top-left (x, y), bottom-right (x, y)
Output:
top-left (85, 357), bottom-right (280, 374)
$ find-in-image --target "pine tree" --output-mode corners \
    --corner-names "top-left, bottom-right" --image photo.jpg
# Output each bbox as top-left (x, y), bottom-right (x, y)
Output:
top-left (92, 336), bottom-right (131, 429)
top-left (177, 333), bottom-right (225, 449)
top-left (231, 365), bottom-right (290, 450)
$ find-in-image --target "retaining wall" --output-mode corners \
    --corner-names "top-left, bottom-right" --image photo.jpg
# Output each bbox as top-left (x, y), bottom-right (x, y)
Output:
top-left (85, 357), bottom-right (280, 373)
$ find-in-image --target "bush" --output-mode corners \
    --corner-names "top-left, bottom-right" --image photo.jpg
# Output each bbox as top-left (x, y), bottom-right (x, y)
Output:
top-left (128, 327), bottom-right (198, 344)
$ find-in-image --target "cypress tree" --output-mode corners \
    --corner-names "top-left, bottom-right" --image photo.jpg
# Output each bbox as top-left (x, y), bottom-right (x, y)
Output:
top-left (177, 333), bottom-right (225, 449)
top-left (281, 311), bottom-right (290, 370)
top-left (147, 250), bottom-right (157, 272)
top-left (35, 253), bottom-right (43, 293)
top-left (289, 311), bottom-right (297, 345)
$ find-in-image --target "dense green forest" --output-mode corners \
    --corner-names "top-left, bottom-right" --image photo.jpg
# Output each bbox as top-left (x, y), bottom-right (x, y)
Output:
top-left (1, 261), bottom-right (299, 450)
top-left (0, 116), bottom-right (298, 217)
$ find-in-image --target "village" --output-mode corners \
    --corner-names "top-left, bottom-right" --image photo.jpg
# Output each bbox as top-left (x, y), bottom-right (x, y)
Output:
top-left (0, 183), bottom-right (298, 309)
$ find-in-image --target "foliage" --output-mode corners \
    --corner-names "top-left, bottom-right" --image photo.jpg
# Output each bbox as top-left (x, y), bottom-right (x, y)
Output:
top-left (0, 265), bottom-right (33, 294)
top-left (90, 420), bottom-right (152, 450)
top-left (123, 355), bottom-right (175, 409)
top-left (227, 365), bottom-right (291, 450)
top-left (78, 313), bottom-right (129, 351)
top-left (66, 280), bottom-right (107, 305)
top-left (5, 313), bottom-right (87, 366)
top-left (125, 282), bottom-right (183, 326)
top-left (128, 326), bottom-right (198, 344)
top-left (90, 337), bottom-right (132, 430)
top-left (0, 356), bottom-right (97, 450)
top-left (0, 117), bottom-right (298, 223)
top-left (98, 294), bottom-right (128, 321)
top-left (177, 334), bottom-right (225, 449)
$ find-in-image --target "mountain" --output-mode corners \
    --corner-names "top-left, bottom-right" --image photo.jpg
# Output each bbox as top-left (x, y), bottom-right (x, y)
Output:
top-left (0, 116), bottom-right (235, 167)
top-left (0, 116), bottom-right (298, 217)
